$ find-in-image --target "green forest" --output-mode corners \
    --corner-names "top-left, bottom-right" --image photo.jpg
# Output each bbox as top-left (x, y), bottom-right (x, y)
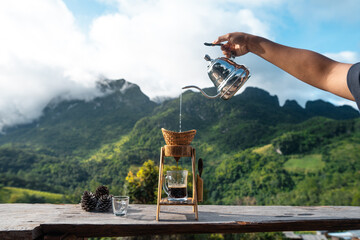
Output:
top-left (0, 79), bottom-right (359, 239)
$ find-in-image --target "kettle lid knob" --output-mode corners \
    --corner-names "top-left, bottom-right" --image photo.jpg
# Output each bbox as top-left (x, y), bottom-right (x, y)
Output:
top-left (204, 54), bottom-right (212, 61)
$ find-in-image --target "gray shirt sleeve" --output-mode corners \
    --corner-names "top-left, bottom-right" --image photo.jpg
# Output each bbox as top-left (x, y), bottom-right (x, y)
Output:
top-left (347, 62), bottom-right (360, 111)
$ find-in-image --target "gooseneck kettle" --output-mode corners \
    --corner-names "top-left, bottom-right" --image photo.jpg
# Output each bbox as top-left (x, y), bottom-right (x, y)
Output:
top-left (183, 54), bottom-right (251, 100)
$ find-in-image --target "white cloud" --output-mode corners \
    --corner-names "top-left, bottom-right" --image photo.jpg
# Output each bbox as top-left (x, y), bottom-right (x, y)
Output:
top-left (89, 0), bottom-right (271, 98)
top-left (0, 0), bottom-right (101, 130)
top-left (0, 0), bottom-right (359, 131)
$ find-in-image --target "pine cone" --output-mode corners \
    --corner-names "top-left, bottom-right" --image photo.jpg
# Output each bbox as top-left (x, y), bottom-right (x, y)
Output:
top-left (81, 191), bottom-right (97, 212)
top-left (95, 185), bottom-right (109, 199)
top-left (96, 195), bottom-right (112, 212)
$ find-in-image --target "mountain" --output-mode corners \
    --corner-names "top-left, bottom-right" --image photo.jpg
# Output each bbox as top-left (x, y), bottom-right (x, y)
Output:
top-left (2, 82), bottom-right (357, 157)
top-left (0, 79), bottom-right (359, 206)
top-left (0, 79), bottom-right (158, 157)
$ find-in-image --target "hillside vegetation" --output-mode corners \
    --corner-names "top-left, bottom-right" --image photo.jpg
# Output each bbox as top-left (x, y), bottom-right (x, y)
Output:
top-left (0, 186), bottom-right (64, 203)
top-left (0, 79), bottom-right (359, 207)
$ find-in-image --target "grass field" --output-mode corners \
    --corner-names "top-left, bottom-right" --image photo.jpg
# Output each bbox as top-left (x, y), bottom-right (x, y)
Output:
top-left (283, 154), bottom-right (325, 173)
top-left (0, 186), bottom-right (64, 203)
top-left (252, 144), bottom-right (273, 155)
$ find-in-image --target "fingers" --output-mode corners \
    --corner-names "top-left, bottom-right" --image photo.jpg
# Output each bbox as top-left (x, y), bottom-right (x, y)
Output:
top-left (221, 42), bottom-right (230, 50)
top-left (212, 32), bottom-right (249, 58)
top-left (213, 33), bottom-right (230, 44)
top-left (222, 50), bottom-right (236, 58)
top-left (221, 43), bottom-right (236, 58)
top-left (221, 43), bottom-right (231, 54)
top-left (222, 51), bottom-right (231, 58)
top-left (222, 49), bottom-right (234, 58)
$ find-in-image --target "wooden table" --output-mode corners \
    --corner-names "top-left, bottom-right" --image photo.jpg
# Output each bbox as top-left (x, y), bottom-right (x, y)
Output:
top-left (1, 204), bottom-right (360, 239)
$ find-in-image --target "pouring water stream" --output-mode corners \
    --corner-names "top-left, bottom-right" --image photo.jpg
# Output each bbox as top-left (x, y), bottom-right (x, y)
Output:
top-left (179, 91), bottom-right (182, 133)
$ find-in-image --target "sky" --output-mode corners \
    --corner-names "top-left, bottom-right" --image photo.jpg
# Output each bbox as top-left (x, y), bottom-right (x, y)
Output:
top-left (1, 0), bottom-right (360, 130)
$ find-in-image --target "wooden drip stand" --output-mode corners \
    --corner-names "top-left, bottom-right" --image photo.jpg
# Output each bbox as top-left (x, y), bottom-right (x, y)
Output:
top-left (156, 145), bottom-right (198, 221)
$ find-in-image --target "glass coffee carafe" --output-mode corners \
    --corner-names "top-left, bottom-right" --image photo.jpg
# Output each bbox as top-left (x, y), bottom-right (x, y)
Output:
top-left (163, 170), bottom-right (188, 201)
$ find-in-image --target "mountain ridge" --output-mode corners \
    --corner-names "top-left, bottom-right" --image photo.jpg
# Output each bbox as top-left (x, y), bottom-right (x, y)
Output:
top-left (1, 80), bottom-right (358, 134)
top-left (0, 80), bottom-right (358, 156)
top-left (0, 79), bottom-right (158, 156)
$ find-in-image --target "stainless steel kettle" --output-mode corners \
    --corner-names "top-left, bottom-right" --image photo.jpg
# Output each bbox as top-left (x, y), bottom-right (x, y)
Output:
top-left (183, 54), bottom-right (251, 100)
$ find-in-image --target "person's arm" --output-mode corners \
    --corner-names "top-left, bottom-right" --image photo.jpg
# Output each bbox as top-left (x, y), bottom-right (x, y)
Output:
top-left (213, 32), bottom-right (354, 101)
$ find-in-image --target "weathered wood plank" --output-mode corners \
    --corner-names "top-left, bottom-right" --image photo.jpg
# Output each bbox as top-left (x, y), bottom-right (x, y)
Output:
top-left (160, 197), bottom-right (196, 205)
top-left (0, 204), bottom-right (359, 239)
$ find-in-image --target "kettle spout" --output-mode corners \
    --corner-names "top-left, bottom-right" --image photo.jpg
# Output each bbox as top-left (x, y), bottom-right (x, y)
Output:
top-left (182, 85), bottom-right (221, 99)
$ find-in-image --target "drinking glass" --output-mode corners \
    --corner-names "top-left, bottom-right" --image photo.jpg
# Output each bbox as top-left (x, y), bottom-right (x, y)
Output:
top-left (112, 196), bottom-right (129, 216)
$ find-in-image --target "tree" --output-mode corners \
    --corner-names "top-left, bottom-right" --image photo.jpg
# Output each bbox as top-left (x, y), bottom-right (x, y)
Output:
top-left (125, 160), bottom-right (159, 204)
top-left (124, 160), bottom-right (190, 204)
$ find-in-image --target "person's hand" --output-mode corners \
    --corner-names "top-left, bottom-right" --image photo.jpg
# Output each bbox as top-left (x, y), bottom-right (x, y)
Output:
top-left (213, 32), bottom-right (251, 58)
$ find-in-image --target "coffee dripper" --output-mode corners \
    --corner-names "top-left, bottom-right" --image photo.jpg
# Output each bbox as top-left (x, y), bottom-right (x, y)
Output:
top-left (183, 54), bottom-right (251, 100)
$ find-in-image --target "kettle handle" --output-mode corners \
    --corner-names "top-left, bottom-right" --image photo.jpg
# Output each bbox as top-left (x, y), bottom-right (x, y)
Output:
top-left (182, 86), bottom-right (221, 99)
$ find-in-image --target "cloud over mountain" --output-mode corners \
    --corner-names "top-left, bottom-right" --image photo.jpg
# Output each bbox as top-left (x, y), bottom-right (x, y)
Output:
top-left (0, 0), bottom-right (358, 130)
